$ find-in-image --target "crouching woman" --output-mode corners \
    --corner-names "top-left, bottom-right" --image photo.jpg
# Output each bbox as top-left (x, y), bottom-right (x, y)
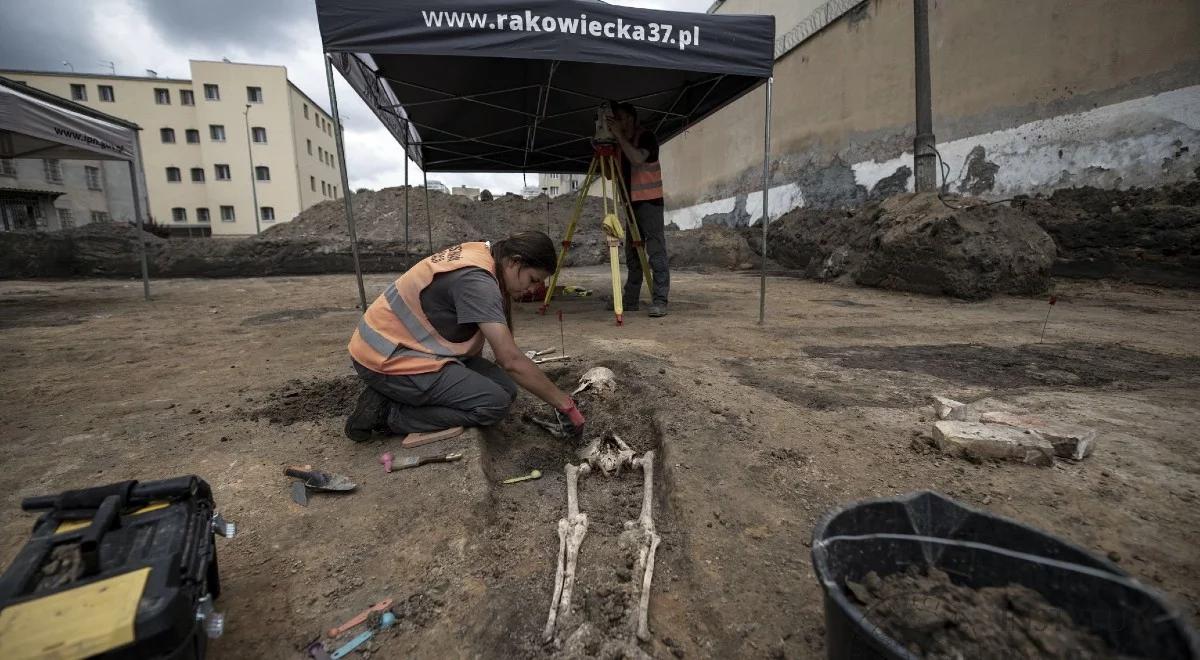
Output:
top-left (344, 232), bottom-right (584, 444)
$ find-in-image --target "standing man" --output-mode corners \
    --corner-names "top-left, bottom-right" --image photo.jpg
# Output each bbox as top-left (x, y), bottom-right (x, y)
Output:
top-left (611, 102), bottom-right (669, 318)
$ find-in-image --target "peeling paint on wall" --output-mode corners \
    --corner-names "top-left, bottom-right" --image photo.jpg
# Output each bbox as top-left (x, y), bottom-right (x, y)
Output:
top-left (667, 85), bottom-right (1200, 225)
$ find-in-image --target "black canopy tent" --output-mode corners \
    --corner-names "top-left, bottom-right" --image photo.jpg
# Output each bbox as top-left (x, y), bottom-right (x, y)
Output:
top-left (0, 75), bottom-right (152, 299)
top-left (315, 0), bottom-right (776, 319)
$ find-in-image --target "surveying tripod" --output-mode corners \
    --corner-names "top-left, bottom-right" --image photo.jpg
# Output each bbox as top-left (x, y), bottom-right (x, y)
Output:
top-left (539, 142), bottom-right (653, 325)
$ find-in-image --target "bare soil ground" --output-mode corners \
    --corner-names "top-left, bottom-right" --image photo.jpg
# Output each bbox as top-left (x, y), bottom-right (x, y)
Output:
top-left (2, 268), bottom-right (1198, 659)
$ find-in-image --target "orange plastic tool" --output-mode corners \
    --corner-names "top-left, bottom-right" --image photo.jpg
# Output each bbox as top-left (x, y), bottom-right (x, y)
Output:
top-left (327, 599), bottom-right (393, 638)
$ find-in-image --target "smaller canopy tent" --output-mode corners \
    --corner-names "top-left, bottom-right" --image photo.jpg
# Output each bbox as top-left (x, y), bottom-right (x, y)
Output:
top-left (0, 75), bottom-right (151, 299)
top-left (315, 0), bottom-right (778, 319)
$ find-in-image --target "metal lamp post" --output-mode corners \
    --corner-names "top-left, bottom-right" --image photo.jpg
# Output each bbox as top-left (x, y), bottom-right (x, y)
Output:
top-left (244, 104), bottom-right (261, 235)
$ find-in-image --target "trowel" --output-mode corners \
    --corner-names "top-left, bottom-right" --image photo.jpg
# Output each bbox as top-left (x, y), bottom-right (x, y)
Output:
top-left (285, 465), bottom-right (356, 506)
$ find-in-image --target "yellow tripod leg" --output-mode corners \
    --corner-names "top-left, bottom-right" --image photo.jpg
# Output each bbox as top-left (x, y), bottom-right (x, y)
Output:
top-left (609, 238), bottom-right (623, 325)
top-left (541, 158), bottom-right (599, 314)
top-left (613, 161), bottom-right (655, 302)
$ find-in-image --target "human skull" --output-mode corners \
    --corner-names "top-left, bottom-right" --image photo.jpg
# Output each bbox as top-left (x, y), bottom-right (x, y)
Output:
top-left (573, 367), bottom-right (617, 396)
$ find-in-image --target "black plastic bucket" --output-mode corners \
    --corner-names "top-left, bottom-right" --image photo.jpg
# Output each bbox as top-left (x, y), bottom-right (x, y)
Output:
top-left (811, 491), bottom-right (1199, 659)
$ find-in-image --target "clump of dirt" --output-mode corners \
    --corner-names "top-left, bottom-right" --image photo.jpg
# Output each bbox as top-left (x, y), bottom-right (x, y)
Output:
top-left (761, 193), bottom-right (1056, 299)
top-left (847, 566), bottom-right (1124, 659)
top-left (1016, 180), bottom-right (1200, 288)
top-left (241, 375), bottom-right (362, 425)
top-left (668, 225), bottom-right (765, 271)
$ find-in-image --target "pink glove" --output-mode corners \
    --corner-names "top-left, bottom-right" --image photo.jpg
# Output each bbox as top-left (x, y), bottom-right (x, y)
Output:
top-left (557, 398), bottom-right (585, 433)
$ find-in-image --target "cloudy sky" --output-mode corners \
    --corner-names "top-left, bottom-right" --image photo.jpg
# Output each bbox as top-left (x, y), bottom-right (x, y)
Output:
top-left (0, 0), bottom-right (710, 194)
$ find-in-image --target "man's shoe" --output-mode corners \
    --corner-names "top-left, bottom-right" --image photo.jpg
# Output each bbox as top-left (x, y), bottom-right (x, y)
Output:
top-left (345, 386), bottom-right (389, 442)
top-left (648, 303), bottom-right (668, 318)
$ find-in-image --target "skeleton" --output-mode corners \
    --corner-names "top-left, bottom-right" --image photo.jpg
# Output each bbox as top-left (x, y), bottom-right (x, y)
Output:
top-left (544, 445), bottom-right (662, 646)
top-left (543, 462), bottom-right (590, 641)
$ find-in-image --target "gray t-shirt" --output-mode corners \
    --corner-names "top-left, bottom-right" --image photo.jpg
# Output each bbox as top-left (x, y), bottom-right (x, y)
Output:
top-left (418, 267), bottom-right (506, 343)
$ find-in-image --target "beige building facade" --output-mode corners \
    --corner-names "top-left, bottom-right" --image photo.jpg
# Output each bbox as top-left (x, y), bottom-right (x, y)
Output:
top-left (2, 60), bottom-right (343, 236)
top-left (661, 0), bottom-right (1200, 229)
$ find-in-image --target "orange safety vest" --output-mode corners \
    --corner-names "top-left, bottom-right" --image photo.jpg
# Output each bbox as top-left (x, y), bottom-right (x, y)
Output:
top-left (627, 130), bottom-right (663, 202)
top-left (348, 242), bottom-right (497, 375)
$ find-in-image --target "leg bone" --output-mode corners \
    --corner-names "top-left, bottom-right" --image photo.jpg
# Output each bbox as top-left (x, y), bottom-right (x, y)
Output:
top-left (543, 518), bottom-right (569, 641)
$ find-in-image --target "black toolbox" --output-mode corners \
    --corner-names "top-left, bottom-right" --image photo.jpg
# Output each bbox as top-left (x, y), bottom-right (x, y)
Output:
top-left (0, 475), bottom-right (235, 659)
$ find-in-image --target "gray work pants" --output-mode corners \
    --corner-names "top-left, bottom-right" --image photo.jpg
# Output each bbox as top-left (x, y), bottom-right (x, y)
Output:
top-left (353, 357), bottom-right (517, 434)
top-left (623, 201), bottom-right (670, 306)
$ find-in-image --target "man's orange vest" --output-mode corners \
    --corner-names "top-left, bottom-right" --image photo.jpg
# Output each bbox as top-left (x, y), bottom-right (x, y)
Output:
top-left (348, 242), bottom-right (497, 375)
top-left (627, 130), bottom-right (663, 202)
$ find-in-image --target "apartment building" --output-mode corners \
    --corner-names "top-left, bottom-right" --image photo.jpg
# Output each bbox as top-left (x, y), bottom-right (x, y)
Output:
top-left (2, 60), bottom-right (343, 236)
top-left (537, 172), bottom-right (599, 199)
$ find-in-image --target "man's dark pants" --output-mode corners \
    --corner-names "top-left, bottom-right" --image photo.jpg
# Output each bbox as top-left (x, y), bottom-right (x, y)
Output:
top-left (353, 357), bottom-right (516, 434)
top-left (623, 201), bottom-right (670, 306)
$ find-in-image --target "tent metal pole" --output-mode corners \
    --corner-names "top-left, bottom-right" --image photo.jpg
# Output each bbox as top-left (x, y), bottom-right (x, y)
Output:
top-left (325, 54), bottom-right (368, 311)
top-left (758, 78), bottom-right (773, 325)
top-left (423, 167), bottom-right (432, 253)
top-left (128, 159), bottom-right (150, 301)
top-left (403, 119), bottom-right (410, 268)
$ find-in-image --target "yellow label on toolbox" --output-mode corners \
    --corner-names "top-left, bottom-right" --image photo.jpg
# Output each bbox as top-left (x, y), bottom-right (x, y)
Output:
top-left (54, 502), bottom-right (170, 535)
top-left (0, 566), bottom-right (150, 660)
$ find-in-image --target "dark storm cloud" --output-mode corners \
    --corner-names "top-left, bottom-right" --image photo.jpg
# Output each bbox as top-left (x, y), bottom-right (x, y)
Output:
top-left (0, 1), bottom-right (112, 73)
top-left (133, 0), bottom-right (314, 52)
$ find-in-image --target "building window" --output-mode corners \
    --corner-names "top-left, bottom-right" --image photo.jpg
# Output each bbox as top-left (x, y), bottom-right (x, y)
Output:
top-left (85, 166), bottom-right (102, 190)
top-left (251, 126), bottom-right (267, 143)
top-left (550, 186), bottom-right (559, 196)
top-left (1, 158), bottom-right (17, 177)
top-left (44, 159), bottom-right (63, 184)
top-left (260, 206), bottom-right (275, 222)
top-left (332, 185), bottom-right (337, 198)
top-left (306, 139), bottom-right (312, 155)
top-left (190, 167), bottom-right (205, 182)
top-left (316, 115), bottom-right (321, 130)
top-left (185, 129), bottom-right (200, 144)
top-left (220, 205), bottom-right (235, 222)
top-left (166, 167), bottom-right (181, 182)
top-left (154, 88), bottom-right (170, 105)
top-left (214, 164), bottom-right (231, 181)
top-left (196, 208), bottom-right (210, 223)
top-left (204, 83), bottom-right (220, 101)
top-left (246, 86), bottom-right (263, 103)
top-left (98, 85), bottom-right (115, 102)
top-left (321, 181), bottom-right (327, 196)
top-left (255, 166), bottom-right (270, 181)
top-left (209, 125), bottom-right (226, 142)
top-left (171, 207), bottom-right (187, 223)
top-left (317, 146), bottom-right (323, 161)
top-left (160, 127), bottom-right (176, 143)
top-left (57, 208), bottom-right (74, 229)
top-left (70, 84), bottom-right (87, 101)
top-left (303, 103), bottom-right (309, 119)
top-left (310, 176), bottom-right (316, 191)
top-left (90, 211), bottom-right (111, 224)
top-left (180, 89), bottom-right (194, 106)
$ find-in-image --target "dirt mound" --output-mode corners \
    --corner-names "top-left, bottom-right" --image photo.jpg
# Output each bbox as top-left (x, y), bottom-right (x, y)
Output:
top-left (847, 566), bottom-right (1122, 659)
top-left (668, 225), bottom-right (762, 271)
top-left (764, 193), bottom-right (1055, 299)
top-left (856, 194), bottom-right (1055, 299)
top-left (267, 187), bottom-right (612, 267)
top-left (1016, 180), bottom-right (1200, 288)
top-left (239, 374), bottom-right (362, 425)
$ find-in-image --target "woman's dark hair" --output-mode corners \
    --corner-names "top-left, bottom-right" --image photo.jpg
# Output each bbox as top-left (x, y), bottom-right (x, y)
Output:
top-left (490, 231), bottom-right (557, 328)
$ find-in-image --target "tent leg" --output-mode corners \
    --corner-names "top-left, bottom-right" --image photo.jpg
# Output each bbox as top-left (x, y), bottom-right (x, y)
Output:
top-left (325, 54), bottom-right (367, 311)
top-left (757, 78), bottom-right (773, 325)
top-left (423, 167), bottom-right (433, 254)
top-left (403, 119), bottom-right (411, 268)
top-left (128, 160), bottom-right (150, 301)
